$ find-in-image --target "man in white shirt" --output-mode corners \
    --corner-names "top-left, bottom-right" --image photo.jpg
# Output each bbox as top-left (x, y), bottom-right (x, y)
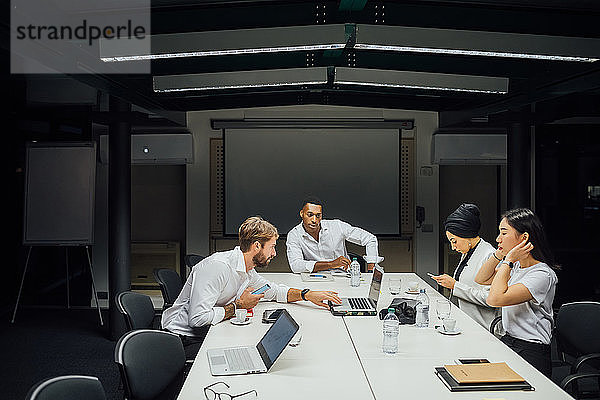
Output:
top-left (162, 216), bottom-right (341, 358)
top-left (286, 197), bottom-right (380, 273)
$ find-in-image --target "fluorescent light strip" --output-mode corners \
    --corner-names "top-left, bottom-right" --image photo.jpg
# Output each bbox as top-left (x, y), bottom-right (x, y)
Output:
top-left (354, 44), bottom-right (598, 62)
top-left (101, 44), bottom-right (346, 62)
top-left (336, 80), bottom-right (506, 94)
top-left (334, 67), bottom-right (508, 94)
top-left (155, 80), bottom-right (327, 92)
top-left (153, 67), bottom-right (329, 92)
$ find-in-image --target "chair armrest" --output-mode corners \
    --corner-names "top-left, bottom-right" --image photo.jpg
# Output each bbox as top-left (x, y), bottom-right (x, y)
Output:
top-left (560, 372), bottom-right (600, 392)
top-left (572, 353), bottom-right (600, 374)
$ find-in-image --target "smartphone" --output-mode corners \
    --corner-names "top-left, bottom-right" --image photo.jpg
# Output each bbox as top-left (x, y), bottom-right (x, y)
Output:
top-left (252, 284), bottom-right (270, 295)
top-left (262, 308), bottom-right (284, 323)
top-left (457, 358), bottom-right (489, 364)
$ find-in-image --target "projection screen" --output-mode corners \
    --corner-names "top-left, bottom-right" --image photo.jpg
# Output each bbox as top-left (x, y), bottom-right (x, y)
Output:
top-left (224, 128), bottom-right (400, 236)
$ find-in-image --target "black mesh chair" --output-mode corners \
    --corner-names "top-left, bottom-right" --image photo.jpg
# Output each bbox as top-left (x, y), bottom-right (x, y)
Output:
top-left (489, 315), bottom-right (504, 338)
top-left (184, 254), bottom-right (205, 269)
top-left (25, 375), bottom-right (106, 400)
top-left (115, 329), bottom-right (186, 400)
top-left (554, 301), bottom-right (600, 399)
top-left (116, 291), bottom-right (160, 331)
top-left (153, 268), bottom-right (183, 310)
top-left (347, 252), bottom-right (367, 273)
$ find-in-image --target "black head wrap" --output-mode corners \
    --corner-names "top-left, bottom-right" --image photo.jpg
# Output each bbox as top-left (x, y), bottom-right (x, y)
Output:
top-left (444, 203), bottom-right (481, 239)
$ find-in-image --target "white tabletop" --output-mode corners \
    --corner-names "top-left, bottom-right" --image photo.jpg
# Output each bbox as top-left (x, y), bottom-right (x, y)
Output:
top-left (178, 271), bottom-right (573, 400)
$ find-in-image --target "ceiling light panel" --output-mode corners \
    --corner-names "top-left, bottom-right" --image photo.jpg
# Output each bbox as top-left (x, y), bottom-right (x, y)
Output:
top-left (101, 24), bottom-right (350, 62)
top-left (355, 25), bottom-right (600, 62)
top-left (335, 67), bottom-right (509, 94)
top-left (153, 67), bottom-right (329, 92)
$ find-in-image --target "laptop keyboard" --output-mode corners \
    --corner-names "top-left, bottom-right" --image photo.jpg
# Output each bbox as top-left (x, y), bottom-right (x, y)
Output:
top-left (349, 297), bottom-right (372, 310)
top-left (224, 348), bottom-right (257, 371)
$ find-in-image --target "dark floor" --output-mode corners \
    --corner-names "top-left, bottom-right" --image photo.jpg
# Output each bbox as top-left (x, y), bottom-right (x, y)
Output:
top-left (0, 308), bottom-right (122, 400)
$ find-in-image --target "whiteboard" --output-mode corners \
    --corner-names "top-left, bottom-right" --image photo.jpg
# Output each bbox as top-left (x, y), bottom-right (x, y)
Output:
top-left (23, 142), bottom-right (97, 245)
top-left (224, 129), bottom-right (400, 236)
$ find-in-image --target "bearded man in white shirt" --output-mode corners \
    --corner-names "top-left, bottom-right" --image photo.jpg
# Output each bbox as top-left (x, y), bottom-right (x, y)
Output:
top-left (286, 197), bottom-right (380, 274)
top-left (162, 215), bottom-right (341, 359)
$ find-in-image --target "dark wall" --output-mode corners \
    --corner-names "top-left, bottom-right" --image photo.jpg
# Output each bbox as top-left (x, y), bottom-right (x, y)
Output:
top-left (536, 124), bottom-right (600, 305)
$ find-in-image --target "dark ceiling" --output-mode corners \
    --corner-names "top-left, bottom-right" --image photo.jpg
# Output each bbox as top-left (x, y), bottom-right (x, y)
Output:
top-left (5, 0), bottom-right (600, 129)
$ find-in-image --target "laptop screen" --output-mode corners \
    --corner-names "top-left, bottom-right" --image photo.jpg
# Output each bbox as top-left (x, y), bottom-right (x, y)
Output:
top-left (368, 267), bottom-right (383, 303)
top-left (256, 309), bottom-right (299, 370)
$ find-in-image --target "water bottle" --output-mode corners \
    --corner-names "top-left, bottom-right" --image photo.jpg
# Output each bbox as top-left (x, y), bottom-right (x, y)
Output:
top-left (415, 288), bottom-right (430, 328)
top-left (350, 257), bottom-right (360, 287)
top-left (382, 308), bottom-right (399, 354)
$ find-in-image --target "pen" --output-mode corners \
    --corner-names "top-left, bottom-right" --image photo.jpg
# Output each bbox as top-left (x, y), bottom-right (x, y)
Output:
top-left (309, 274), bottom-right (326, 278)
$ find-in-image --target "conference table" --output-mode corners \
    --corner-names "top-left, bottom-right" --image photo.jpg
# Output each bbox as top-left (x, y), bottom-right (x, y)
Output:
top-left (178, 272), bottom-right (573, 400)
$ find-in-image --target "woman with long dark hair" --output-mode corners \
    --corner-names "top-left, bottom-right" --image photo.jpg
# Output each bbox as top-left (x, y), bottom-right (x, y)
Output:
top-left (475, 208), bottom-right (558, 378)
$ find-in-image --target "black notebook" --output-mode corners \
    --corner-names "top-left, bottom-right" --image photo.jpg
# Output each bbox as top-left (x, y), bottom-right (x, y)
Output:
top-left (434, 367), bottom-right (534, 392)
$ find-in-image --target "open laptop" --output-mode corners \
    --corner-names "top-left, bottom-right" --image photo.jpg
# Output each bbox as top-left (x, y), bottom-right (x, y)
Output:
top-left (207, 309), bottom-right (299, 376)
top-left (330, 266), bottom-right (383, 316)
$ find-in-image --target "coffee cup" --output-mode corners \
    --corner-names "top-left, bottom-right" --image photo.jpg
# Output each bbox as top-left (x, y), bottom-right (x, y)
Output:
top-left (407, 281), bottom-right (419, 292)
top-left (442, 318), bottom-right (457, 332)
top-left (235, 308), bottom-right (247, 322)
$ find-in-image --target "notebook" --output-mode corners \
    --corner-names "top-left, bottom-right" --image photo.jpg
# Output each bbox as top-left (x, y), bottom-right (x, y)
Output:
top-left (444, 362), bottom-right (525, 383)
top-left (207, 309), bottom-right (299, 376)
top-left (434, 367), bottom-right (534, 392)
top-left (329, 266), bottom-right (383, 316)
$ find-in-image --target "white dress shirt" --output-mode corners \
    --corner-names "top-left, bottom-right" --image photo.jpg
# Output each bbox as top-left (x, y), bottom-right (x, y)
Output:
top-left (286, 219), bottom-right (379, 273)
top-left (161, 246), bottom-right (289, 337)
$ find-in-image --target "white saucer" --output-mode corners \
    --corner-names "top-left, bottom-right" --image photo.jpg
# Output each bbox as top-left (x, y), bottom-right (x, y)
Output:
top-left (405, 290), bottom-right (420, 295)
top-left (436, 326), bottom-right (461, 335)
top-left (231, 317), bottom-right (251, 325)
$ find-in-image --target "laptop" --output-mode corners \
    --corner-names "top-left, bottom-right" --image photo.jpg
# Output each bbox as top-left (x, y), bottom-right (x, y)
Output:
top-left (207, 309), bottom-right (299, 376)
top-left (330, 266), bottom-right (383, 316)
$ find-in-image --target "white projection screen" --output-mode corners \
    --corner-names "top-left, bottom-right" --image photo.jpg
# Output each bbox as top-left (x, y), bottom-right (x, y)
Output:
top-left (224, 128), bottom-right (400, 236)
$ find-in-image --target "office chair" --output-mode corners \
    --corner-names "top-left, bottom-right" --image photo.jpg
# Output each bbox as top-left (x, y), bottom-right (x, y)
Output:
top-left (115, 329), bottom-right (186, 400)
top-left (489, 316), bottom-right (504, 338)
top-left (153, 268), bottom-right (183, 310)
top-left (347, 252), bottom-right (367, 273)
top-left (116, 291), bottom-right (160, 331)
top-left (184, 254), bottom-right (205, 269)
top-left (25, 375), bottom-right (106, 400)
top-left (554, 301), bottom-right (600, 399)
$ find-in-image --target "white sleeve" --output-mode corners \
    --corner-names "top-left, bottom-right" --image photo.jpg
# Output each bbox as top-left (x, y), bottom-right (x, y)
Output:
top-left (519, 268), bottom-right (553, 304)
top-left (338, 220), bottom-right (379, 259)
top-left (286, 231), bottom-right (316, 273)
top-left (453, 281), bottom-right (493, 307)
top-left (453, 253), bottom-right (496, 307)
top-left (248, 270), bottom-right (289, 303)
top-left (187, 262), bottom-right (230, 327)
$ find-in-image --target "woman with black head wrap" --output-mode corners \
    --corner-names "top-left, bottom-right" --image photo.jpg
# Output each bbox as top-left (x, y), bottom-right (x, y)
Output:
top-left (430, 203), bottom-right (501, 331)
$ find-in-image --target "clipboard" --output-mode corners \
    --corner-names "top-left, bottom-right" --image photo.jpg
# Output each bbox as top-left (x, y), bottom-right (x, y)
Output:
top-left (300, 272), bottom-right (334, 282)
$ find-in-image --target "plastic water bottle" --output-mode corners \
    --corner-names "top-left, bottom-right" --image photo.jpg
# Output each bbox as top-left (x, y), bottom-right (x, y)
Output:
top-left (382, 308), bottom-right (399, 354)
top-left (415, 288), bottom-right (430, 328)
top-left (350, 257), bottom-right (360, 287)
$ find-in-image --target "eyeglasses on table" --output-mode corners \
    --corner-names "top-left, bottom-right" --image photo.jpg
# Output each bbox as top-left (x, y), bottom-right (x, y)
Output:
top-left (204, 381), bottom-right (258, 400)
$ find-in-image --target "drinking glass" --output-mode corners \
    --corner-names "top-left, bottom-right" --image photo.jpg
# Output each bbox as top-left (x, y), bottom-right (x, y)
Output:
top-left (388, 277), bottom-right (402, 295)
top-left (435, 299), bottom-right (451, 321)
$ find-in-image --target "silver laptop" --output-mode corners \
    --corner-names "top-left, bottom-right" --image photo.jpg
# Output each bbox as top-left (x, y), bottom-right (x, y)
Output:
top-left (207, 309), bottom-right (299, 376)
top-left (330, 266), bottom-right (383, 316)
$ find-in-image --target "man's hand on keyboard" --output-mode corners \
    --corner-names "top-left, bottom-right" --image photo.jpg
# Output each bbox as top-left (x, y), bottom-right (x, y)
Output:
top-left (305, 290), bottom-right (341, 309)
